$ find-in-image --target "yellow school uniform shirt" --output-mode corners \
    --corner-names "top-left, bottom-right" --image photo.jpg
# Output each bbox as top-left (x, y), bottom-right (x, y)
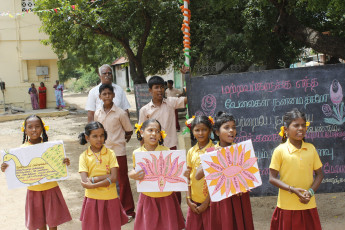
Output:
top-left (269, 139), bottom-right (322, 210)
top-left (79, 146), bottom-right (119, 200)
top-left (133, 145), bottom-right (173, 198)
top-left (20, 142), bottom-right (59, 191)
top-left (187, 140), bottom-right (214, 203)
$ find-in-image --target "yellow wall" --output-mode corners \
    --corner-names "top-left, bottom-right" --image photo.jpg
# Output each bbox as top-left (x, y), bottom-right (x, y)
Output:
top-left (0, 0), bottom-right (59, 110)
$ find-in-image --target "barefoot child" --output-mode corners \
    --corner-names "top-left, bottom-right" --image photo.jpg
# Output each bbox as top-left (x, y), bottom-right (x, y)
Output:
top-left (94, 84), bottom-right (135, 220)
top-left (78, 122), bottom-right (128, 230)
top-left (269, 108), bottom-right (323, 230)
top-left (184, 116), bottom-right (214, 230)
top-left (129, 119), bottom-right (185, 230)
top-left (196, 111), bottom-right (254, 230)
top-left (1, 115), bottom-right (72, 230)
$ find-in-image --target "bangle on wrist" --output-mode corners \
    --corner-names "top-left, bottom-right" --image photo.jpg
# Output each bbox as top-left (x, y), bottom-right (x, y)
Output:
top-left (106, 177), bottom-right (112, 185)
top-left (308, 188), bottom-right (315, 197)
top-left (288, 185), bottom-right (293, 193)
top-left (91, 177), bottom-right (95, 184)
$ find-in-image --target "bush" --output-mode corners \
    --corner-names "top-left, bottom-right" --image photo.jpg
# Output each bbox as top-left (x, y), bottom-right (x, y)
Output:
top-left (71, 69), bottom-right (99, 92)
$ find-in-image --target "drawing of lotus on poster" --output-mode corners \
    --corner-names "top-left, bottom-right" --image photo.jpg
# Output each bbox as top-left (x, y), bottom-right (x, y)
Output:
top-left (200, 140), bottom-right (261, 202)
top-left (135, 150), bottom-right (188, 192)
top-left (1, 140), bottom-right (68, 189)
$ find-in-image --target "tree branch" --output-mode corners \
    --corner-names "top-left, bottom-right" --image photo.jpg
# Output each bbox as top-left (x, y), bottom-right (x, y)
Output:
top-left (269, 0), bottom-right (345, 59)
top-left (137, 8), bottom-right (152, 60)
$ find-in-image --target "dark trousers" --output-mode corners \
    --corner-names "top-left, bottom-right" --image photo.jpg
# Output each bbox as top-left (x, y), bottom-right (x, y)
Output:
top-left (116, 155), bottom-right (135, 217)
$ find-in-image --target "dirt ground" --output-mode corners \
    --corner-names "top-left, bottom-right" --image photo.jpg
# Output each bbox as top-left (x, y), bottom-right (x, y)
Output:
top-left (0, 92), bottom-right (344, 230)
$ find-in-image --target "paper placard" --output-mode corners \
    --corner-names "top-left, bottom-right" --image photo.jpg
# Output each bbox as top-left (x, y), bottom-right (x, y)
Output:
top-left (200, 140), bottom-right (262, 202)
top-left (1, 140), bottom-right (69, 189)
top-left (135, 150), bottom-right (188, 192)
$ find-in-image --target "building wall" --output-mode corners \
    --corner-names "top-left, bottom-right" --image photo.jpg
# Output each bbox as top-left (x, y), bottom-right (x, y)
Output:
top-left (0, 0), bottom-right (59, 110)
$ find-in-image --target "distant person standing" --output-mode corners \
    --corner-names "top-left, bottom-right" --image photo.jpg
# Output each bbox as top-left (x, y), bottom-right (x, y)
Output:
top-left (165, 80), bottom-right (182, 131)
top-left (53, 80), bottom-right (65, 110)
top-left (85, 64), bottom-right (130, 122)
top-left (38, 82), bottom-right (47, 109)
top-left (28, 83), bottom-right (39, 110)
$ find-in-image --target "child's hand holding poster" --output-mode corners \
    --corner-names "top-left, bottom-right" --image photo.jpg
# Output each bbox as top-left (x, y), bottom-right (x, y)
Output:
top-left (135, 150), bottom-right (188, 192)
top-left (200, 139), bottom-right (262, 202)
top-left (1, 140), bottom-right (69, 189)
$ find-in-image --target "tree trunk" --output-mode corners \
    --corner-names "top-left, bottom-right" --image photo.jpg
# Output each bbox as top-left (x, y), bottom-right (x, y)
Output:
top-left (270, 0), bottom-right (345, 59)
top-left (129, 60), bottom-right (146, 84)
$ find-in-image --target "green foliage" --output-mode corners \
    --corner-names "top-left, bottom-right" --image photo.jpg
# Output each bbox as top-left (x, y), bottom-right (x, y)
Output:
top-left (35, 0), bottom-right (345, 81)
top-left (35, 0), bottom-right (182, 83)
top-left (71, 69), bottom-right (99, 93)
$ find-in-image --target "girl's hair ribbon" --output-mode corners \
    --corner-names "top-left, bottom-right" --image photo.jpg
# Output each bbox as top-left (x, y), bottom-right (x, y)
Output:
top-left (160, 130), bottom-right (167, 139)
top-left (278, 126), bottom-right (285, 137)
top-left (42, 121), bottom-right (49, 131)
top-left (185, 115), bottom-right (195, 129)
top-left (208, 116), bottom-right (214, 125)
top-left (135, 123), bottom-right (143, 134)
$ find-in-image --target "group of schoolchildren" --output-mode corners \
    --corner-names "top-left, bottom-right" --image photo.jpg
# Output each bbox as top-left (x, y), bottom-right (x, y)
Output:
top-left (1, 75), bottom-right (324, 230)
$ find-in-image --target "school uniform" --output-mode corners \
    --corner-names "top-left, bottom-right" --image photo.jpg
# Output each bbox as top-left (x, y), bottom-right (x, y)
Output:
top-left (186, 140), bottom-right (214, 230)
top-left (138, 97), bottom-right (185, 149)
top-left (79, 146), bottom-right (128, 230)
top-left (209, 143), bottom-right (254, 230)
top-left (269, 139), bottom-right (323, 230)
top-left (22, 142), bottom-right (72, 230)
top-left (95, 104), bottom-right (135, 217)
top-left (133, 145), bottom-right (185, 230)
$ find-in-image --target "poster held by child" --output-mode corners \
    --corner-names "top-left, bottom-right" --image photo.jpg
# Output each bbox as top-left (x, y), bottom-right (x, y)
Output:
top-left (1, 115), bottom-right (71, 230)
top-left (195, 112), bottom-right (255, 230)
top-left (129, 119), bottom-right (185, 230)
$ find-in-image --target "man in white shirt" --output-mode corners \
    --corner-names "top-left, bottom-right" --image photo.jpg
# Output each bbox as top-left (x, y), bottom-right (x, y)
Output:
top-left (85, 64), bottom-right (131, 122)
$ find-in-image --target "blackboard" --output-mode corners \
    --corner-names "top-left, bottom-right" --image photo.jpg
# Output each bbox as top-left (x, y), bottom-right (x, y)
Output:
top-left (186, 64), bottom-right (345, 196)
top-left (134, 84), bottom-right (151, 119)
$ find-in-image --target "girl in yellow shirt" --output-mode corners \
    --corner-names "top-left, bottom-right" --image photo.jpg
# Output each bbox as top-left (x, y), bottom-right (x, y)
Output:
top-left (184, 116), bottom-right (214, 230)
top-left (195, 111), bottom-right (255, 230)
top-left (129, 119), bottom-right (185, 230)
top-left (79, 122), bottom-right (128, 230)
top-left (1, 115), bottom-right (71, 230)
top-left (269, 108), bottom-right (323, 230)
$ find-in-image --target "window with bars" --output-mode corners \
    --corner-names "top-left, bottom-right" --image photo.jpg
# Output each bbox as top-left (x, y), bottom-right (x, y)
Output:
top-left (22, 0), bottom-right (35, 12)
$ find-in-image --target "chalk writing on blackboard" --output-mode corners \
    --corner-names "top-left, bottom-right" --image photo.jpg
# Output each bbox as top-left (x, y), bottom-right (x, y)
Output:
top-left (186, 64), bottom-right (345, 195)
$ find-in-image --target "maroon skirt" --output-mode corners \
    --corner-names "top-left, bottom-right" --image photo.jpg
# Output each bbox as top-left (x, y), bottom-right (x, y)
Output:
top-left (270, 207), bottom-right (322, 230)
top-left (186, 201), bottom-right (211, 230)
top-left (134, 193), bottom-right (185, 230)
top-left (25, 186), bottom-right (72, 230)
top-left (210, 192), bottom-right (254, 230)
top-left (80, 197), bottom-right (128, 230)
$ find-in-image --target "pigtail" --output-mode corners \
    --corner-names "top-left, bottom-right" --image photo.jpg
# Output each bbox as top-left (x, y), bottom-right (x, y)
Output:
top-left (136, 131), bottom-right (143, 141)
top-left (158, 136), bottom-right (164, 145)
top-left (78, 133), bottom-right (88, 145)
top-left (135, 123), bottom-right (143, 141)
top-left (22, 132), bottom-right (27, 144)
top-left (42, 129), bottom-right (48, 142)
